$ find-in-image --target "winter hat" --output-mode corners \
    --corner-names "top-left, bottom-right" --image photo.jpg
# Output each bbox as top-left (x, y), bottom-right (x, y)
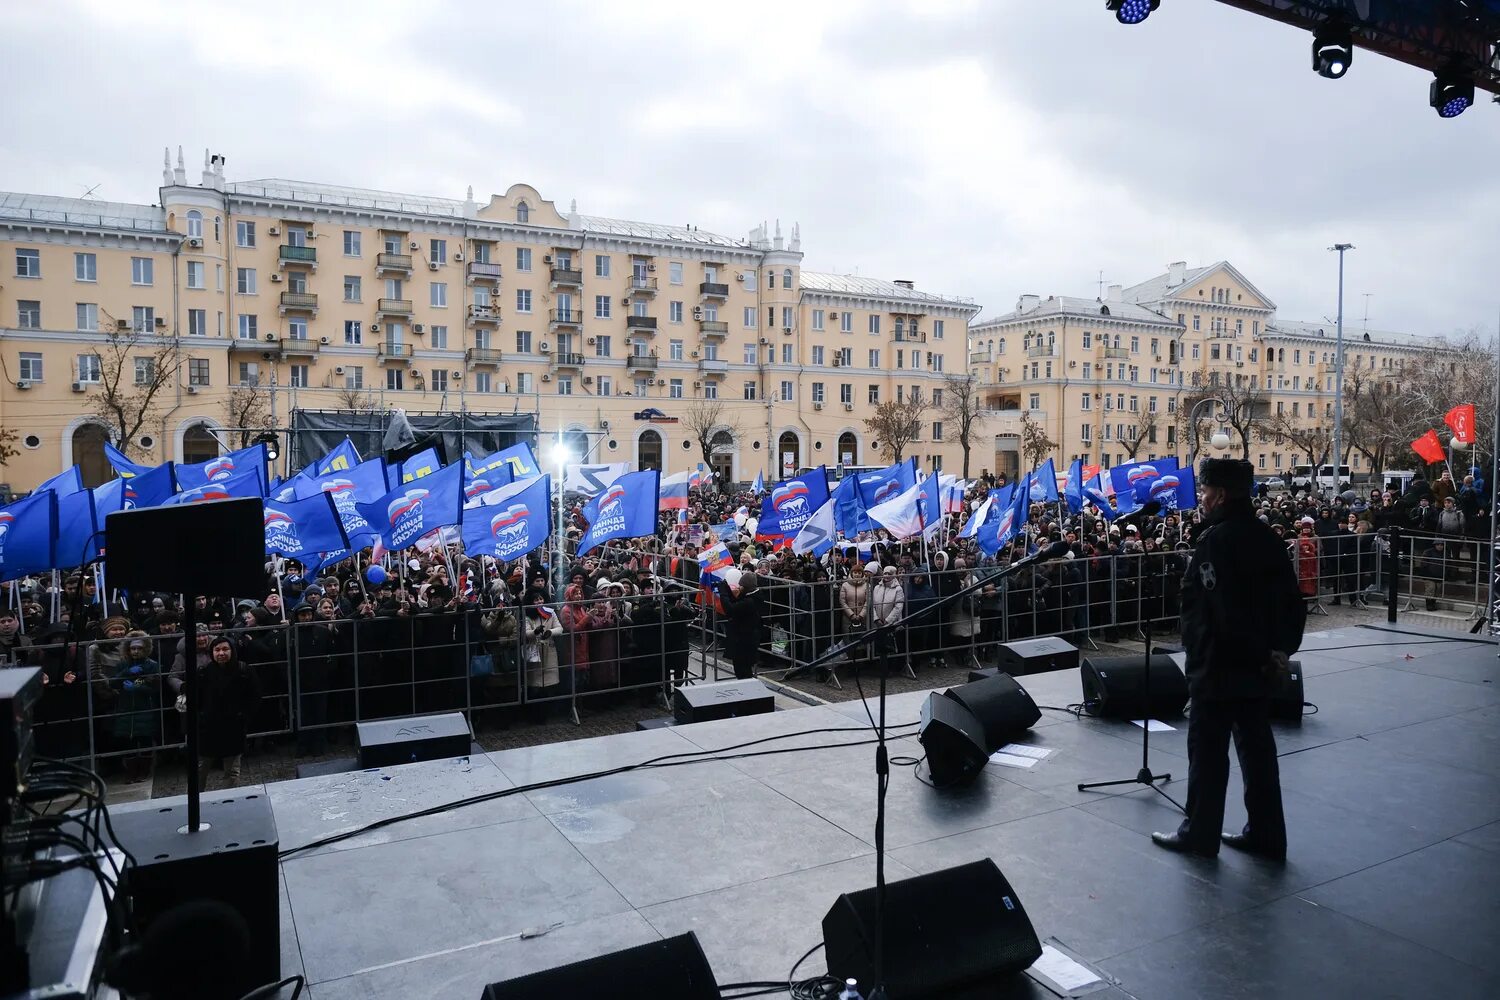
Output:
top-left (864, 561), bottom-right (882, 574)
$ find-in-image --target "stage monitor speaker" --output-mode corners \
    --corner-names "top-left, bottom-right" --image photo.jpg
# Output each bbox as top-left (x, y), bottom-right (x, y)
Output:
top-left (111, 794), bottom-right (279, 998)
top-left (480, 931), bottom-right (719, 999)
top-left (357, 712), bottom-right (473, 768)
top-left (942, 673), bottom-right (1040, 753)
top-left (1269, 659), bottom-right (1305, 722)
top-left (823, 858), bottom-right (1042, 999)
top-left (918, 692), bottom-right (988, 787)
top-left (995, 636), bottom-right (1079, 676)
top-left (105, 497), bottom-right (265, 598)
top-left (673, 678), bottom-right (774, 725)
top-left (1080, 654), bottom-right (1188, 719)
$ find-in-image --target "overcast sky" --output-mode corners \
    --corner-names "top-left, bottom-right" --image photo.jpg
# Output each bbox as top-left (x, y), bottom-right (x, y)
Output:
top-left (3, 0), bottom-right (1494, 338)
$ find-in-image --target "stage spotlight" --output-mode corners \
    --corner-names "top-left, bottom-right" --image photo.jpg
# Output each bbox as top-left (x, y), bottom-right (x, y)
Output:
top-left (255, 431), bottom-right (279, 462)
top-left (1107, 0), bottom-right (1158, 26)
top-left (1311, 19), bottom-right (1352, 79)
top-left (1430, 70), bottom-right (1475, 118)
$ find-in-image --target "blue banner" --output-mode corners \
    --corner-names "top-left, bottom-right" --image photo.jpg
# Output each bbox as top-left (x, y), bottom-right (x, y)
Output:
top-left (165, 468), bottom-right (264, 505)
top-left (313, 438), bottom-right (361, 477)
top-left (391, 447), bottom-right (442, 488)
top-left (1063, 458), bottom-right (1085, 514)
top-left (1108, 458), bottom-right (1178, 505)
top-left (56, 488), bottom-right (99, 569)
top-left (1026, 458), bottom-right (1059, 503)
top-left (358, 461), bottom-right (463, 551)
top-left (262, 492), bottom-right (350, 562)
top-left (0, 491), bottom-right (58, 581)
top-left (578, 469), bottom-right (660, 557)
top-left (978, 478), bottom-right (1028, 557)
top-left (1145, 462), bottom-right (1197, 510)
top-left (121, 462), bottom-right (178, 508)
top-left (467, 442), bottom-right (540, 481)
top-left (855, 460), bottom-right (916, 510)
top-left (175, 444), bottom-right (268, 491)
top-left (830, 474), bottom-right (863, 536)
top-left (757, 466), bottom-right (831, 543)
top-left (295, 457), bottom-right (387, 551)
top-left (464, 462), bottom-right (513, 500)
top-left (36, 466), bottom-right (84, 497)
top-left (461, 474), bottom-right (552, 561)
top-left (104, 442), bottom-right (154, 478)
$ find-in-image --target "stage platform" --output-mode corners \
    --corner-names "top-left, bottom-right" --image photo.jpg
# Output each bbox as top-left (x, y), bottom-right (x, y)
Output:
top-left (176, 623), bottom-right (1499, 998)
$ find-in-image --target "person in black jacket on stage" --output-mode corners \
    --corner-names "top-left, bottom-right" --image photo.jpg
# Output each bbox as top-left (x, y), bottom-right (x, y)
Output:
top-left (1153, 459), bottom-right (1306, 862)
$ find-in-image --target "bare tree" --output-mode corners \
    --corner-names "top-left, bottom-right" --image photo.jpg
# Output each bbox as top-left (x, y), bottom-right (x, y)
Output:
top-left (1341, 367), bottom-right (1405, 474)
top-left (939, 373), bottom-right (988, 479)
top-left (680, 399), bottom-right (741, 490)
top-left (1120, 407), bottom-right (1160, 460)
top-left (1177, 374), bottom-right (1269, 460)
top-left (1381, 335), bottom-right (1496, 473)
top-left (334, 387), bottom-right (378, 412)
top-left (223, 386), bottom-right (274, 447)
top-left (1266, 409), bottom-right (1331, 468)
top-left (1019, 411), bottom-right (1057, 470)
top-left (864, 396), bottom-right (928, 464)
top-left (0, 427), bottom-right (18, 466)
top-left (89, 328), bottom-right (182, 457)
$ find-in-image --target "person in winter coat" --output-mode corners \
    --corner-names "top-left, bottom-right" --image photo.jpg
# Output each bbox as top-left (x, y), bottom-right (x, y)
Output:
top-left (904, 568), bottom-right (939, 672)
top-left (110, 634), bottom-right (162, 780)
top-left (191, 634), bottom-right (262, 789)
top-left (1294, 522), bottom-right (1321, 599)
top-left (717, 571), bottom-right (763, 679)
top-left (947, 559), bottom-right (980, 651)
top-left (559, 582), bottom-right (594, 693)
top-left (870, 564), bottom-right (906, 669)
top-left (521, 591), bottom-right (563, 710)
top-left (838, 562), bottom-right (871, 666)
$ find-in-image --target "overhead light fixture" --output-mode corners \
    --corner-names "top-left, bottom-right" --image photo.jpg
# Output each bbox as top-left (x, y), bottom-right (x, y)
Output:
top-left (1430, 68), bottom-right (1475, 118)
top-left (1311, 18), bottom-right (1353, 79)
top-left (1106, 0), bottom-right (1158, 25)
top-left (255, 431), bottom-right (279, 462)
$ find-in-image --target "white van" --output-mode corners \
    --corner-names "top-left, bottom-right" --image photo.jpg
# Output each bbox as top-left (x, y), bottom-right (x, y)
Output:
top-left (1289, 464), bottom-right (1352, 494)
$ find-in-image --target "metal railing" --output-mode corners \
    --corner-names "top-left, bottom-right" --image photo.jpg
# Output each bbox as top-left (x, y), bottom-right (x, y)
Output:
top-left (279, 244), bottom-right (317, 265)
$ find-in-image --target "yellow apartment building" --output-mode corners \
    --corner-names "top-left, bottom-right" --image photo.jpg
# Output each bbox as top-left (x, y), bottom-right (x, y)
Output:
top-left (0, 148), bottom-right (979, 491)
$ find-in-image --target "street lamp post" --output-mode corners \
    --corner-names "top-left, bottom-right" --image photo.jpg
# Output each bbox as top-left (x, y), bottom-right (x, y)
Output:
top-left (1186, 396), bottom-right (1232, 471)
top-left (550, 439), bottom-right (574, 598)
top-left (1330, 243), bottom-right (1354, 493)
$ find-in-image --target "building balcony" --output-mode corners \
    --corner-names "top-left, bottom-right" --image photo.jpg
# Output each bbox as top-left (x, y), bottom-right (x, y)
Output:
top-left (278, 245), bottom-right (317, 269)
top-left (549, 265), bottom-right (583, 288)
top-left (466, 347), bottom-right (503, 367)
top-left (466, 260), bottom-right (502, 284)
top-left (549, 308), bottom-right (583, 329)
top-left (378, 342), bottom-right (412, 362)
top-left (626, 354), bottom-right (659, 373)
top-left (376, 252), bottom-right (413, 274)
top-left (377, 297), bottom-right (413, 318)
top-left (894, 331), bottom-right (926, 343)
top-left (969, 349), bottom-right (993, 364)
top-left (280, 337), bottom-right (321, 357)
top-left (625, 315), bottom-right (658, 332)
top-left (1101, 347), bottom-right (1129, 359)
top-left (229, 339), bottom-right (263, 354)
top-left (552, 352), bottom-right (586, 370)
top-left (279, 291), bottom-right (318, 316)
top-left (698, 319), bottom-right (729, 338)
top-left (698, 358), bottom-right (728, 375)
top-left (699, 281), bottom-right (729, 300)
top-left (1026, 344), bottom-right (1057, 358)
top-left (625, 275), bottom-right (659, 296)
top-left (467, 303), bottom-right (500, 326)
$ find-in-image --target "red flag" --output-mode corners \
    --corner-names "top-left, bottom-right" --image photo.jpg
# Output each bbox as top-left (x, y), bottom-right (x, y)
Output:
top-left (1444, 404), bottom-right (1476, 446)
top-left (1411, 429), bottom-right (1446, 464)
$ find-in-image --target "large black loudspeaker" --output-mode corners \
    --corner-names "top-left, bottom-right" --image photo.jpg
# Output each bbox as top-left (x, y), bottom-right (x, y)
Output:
top-left (105, 498), bottom-right (266, 597)
top-left (480, 931), bottom-right (719, 999)
top-left (996, 636), bottom-right (1079, 676)
top-left (1080, 654), bottom-right (1188, 719)
top-left (823, 859), bottom-right (1043, 999)
top-left (673, 678), bottom-right (774, 724)
top-left (356, 711), bottom-right (473, 768)
top-left (942, 673), bottom-right (1040, 752)
top-left (1269, 659), bottom-right (1305, 722)
top-left (111, 794), bottom-right (280, 998)
top-left (918, 693), bottom-right (988, 787)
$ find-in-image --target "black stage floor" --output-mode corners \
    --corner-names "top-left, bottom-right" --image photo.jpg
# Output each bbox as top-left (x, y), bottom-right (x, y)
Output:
top-left (194, 623), bottom-right (1500, 998)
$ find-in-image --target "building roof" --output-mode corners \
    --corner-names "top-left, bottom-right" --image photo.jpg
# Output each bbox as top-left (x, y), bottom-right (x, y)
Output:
top-left (1120, 263), bottom-right (1217, 305)
top-left (800, 271), bottom-right (975, 309)
top-left (1264, 318), bottom-right (1446, 351)
top-left (973, 294), bottom-right (1179, 329)
top-left (572, 214), bottom-right (747, 249)
top-left (0, 191), bottom-right (167, 232)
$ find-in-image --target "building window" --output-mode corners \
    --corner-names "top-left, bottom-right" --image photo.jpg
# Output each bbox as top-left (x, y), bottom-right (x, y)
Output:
top-left (236, 268), bottom-right (256, 294)
top-left (515, 330), bottom-right (532, 353)
top-left (664, 261), bottom-right (682, 285)
top-left (840, 383), bottom-right (853, 405)
top-left (77, 354), bottom-right (102, 383)
top-left (133, 357), bottom-right (156, 386)
top-left (430, 325), bottom-right (448, 349)
top-left (556, 376), bottom-right (573, 396)
top-left (783, 267), bottom-right (793, 289)
top-left (429, 369), bottom-right (448, 392)
top-left (289, 364), bottom-right (309, 388)
top-left (19, 353), bottom-right (42, 382)
top-left (780, 379), bottom-right (794, 400)
top-left (287, 317), bottom-right (309, 341)
top-left (473, 372), bottom-right (492, 393)
top-left (338, 275), bottom-right (360, 302)
top-left (74, 252), bottom-right (96, 282)
top-left (383, 368), bottom-right (402, 391)
top-left (339, 230), bottom-right (361, 257)
top-left (868, 384), bottom-right (880, 404)
top-left (594, 375), bottom-right (610, 396)
top-left (516, 289), bottom-right (532, 313)
top-left (812, 309), bottom-right (825, 331)
top-left (15, 248), bottom-right (40, 278)
top-left (596, 335), bottom-right (613, 357)
top-left (235, 221), bottom-right (256, 248)
top-left (741, 306), bottom-right (756, 329)
top-left (782, 306), bottom-right (793, 329)
top-left (1029, 393), bottom-right (1041, 410)
top-left (595, 295), bottom-right (611, 319)
top-left (868, 349), bottom-right (880, 367)
top-left (515, 201), bottom-right (530, 223)
top-left (132, 306), bottom-right (155, 333)
top-left (669, 301), bottom-right (683, 323)
top-left (594, 254), bottom-right (610, 277)
top-left (429, 239), bottom-right (446, 264)
top-left (181, 260), bottom-right (203, 290)
top-left (238, 314), bottom-right (258, 340)
top-left (932, 421), bottom-right (943, 441)
top-left (345, 366), bottom-right (364, 389)
top-left (515, 247), bottom-right (532, 272)
top-left (668, 378), bottom-right (684, 399)
top-left (1191, 344), bottom-right (1200, 360)
top-left (743, 381), bottom-right (757, 401)
top-left (704, 381), bottom-right (717, 400)
top-left (1081, 425), bottom-right (1092, 443)
top-left (338, 320), bottom-right (360, 345)
top-left (668, 339), bottom-right (683, 361)
top-left (131, 257), bottom-right (154, 286)
top-left (933, 319), bottom-right (945, 340)
top-left (187, 308), bottom-right (207, 337)
top-left (840, 313), bottom-right (853, 333)
top-left (868, 315), bottom-right (881, 335)
top-left (812, 382), bottom-right (825, 404)
top-left (12, 300), bottom-right (39, 328)
top-left (429, 282), bottom-right (446, 307)
top-left (811, 345), bottom-right (825, 366)
top-left (1081, 393), bottom-right (1092, 411)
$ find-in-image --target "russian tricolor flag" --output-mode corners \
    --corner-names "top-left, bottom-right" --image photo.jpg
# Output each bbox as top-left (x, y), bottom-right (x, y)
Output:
top-left (659, 470), bottom-right (691, 511)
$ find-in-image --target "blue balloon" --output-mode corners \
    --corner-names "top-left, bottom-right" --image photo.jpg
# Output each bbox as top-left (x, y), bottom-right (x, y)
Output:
top-left (366, 565), bottom-right (388, 586)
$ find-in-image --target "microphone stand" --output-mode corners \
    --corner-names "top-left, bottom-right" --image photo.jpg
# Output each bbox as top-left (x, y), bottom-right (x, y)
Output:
top-left (798, 540), bottom-right (1071, 1000)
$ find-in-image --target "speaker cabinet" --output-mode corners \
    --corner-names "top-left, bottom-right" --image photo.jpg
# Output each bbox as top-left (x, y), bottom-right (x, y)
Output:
top-left (105, 498), bottom-right (266, 598)
top-left (356, 712), bottom-right (473, 768)
top-left (996, 636), bottom-right (1079, 676)
top-left (480, 931), bottom-right (719, 999)
top-left (823, 859), bottom-right (1042, 999)
top-left (673, 678), bottom-right (774, 725)
top-left (1269, 659), bottom-right (1305, 722)
top-left (1080, 654), bottom-right (1188, 719)
top-left (918, 692), bottom-right (988, 788)
top-left (112, 794), bottom-right (280, 998)
top-left (941, 674), bottom-right (1040, 753)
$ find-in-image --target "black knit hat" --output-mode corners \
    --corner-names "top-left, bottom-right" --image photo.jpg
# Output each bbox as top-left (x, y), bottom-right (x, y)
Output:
top-left (1200, 458), bottom-right (1254, 492)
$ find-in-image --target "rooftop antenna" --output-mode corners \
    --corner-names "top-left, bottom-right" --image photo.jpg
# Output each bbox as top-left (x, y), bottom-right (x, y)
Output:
top-left (1361, 293), bottom-right (1373, 331)
top-left (1097, 269), bottom-right (1107, 299)
top-left (80, 183), bottom-right (101, 199)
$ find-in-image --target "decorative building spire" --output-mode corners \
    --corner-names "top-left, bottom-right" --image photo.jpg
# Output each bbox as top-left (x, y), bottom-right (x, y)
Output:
top-left (163, 147), bottom-right (172, 186)
top-left (790, 222), bottom-right (801, 252)
top-left (201, 148), bottom-right (215, 187)
top-left (173, 145), bottom-right (186, 185)
top-left (463, 185), bottom-right (477, 218)
top-left (774, 218), bottom-right (783, 250)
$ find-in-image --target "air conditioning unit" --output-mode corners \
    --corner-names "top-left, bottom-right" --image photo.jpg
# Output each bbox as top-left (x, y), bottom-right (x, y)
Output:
top-left (623, 338), bottom-right (634, 346)
top-left (646, 263), bottom-right (656, 271)
top-left (369, 323), bottom-right (380, 332)
top-left (116, 319), bottom-right (130, 330)
top-left (262, 352), bottom-right (276, 361)
top-left (334, 366), bottom-right (346, 375)
top-left (268, 226), bottom-right (280, 237)
top-left (428, 261), bottom-right (440, 271)
top-left (413, 324), bottom-right (425, 334)
top-left (690, 350), bottom-right (699, 358)
top-left (813, 402), bottom-right (824, 411)
top-left (647, 378), bottom-right (657, 386)
top-left (829, 312), bottom-right (839, 321)
top-left (188, 237), bottom-right (203, 248)
top-left (540, 342), bottom-right (550, 352)
top-left (758, 338), bottom-right (769, 345)
top-left (319, 335), bottom-right (330, 345)
top-left (832, 358), bottom-right (842, 367)
top-left (541, 373), bottom-right (551, 382)
top-left (185, 385), bottom-right (199, 395)
top-left (454, 251), bottom-right (464, 262)
top-left (543, 254), bottom-right (554, 265)
top-left (155, 317), bottom-right (166, 327)
top-left (844, 403), bottom-right (854, 412)
top-left (71, 381), bottom-right (85, 393)
top-left (783, 327), bottom-right (793, 336)
top-left (410, 241), bottom-right (420, 251)
top-left (16, 380), bottom-right (31, 391)
top-left (269, 273), bottom-right (283, 283)
top-left (1069, 361), bottom-right (1077, 368)
top-left (693, 381), bottom-right (702, 389)
top-left (587, 337), bottom-right (596, 345)
top-left (599, 419), bottom-right (611, 430)
top-left (264, 333), bottom-right (278, 342)
top-left (583, 376), bottom-right (593, 385)
top-left (621, 297), bottom-right (630, 306)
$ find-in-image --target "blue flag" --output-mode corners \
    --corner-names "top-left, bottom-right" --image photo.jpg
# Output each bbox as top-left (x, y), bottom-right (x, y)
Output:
top-left (358, 461), bottom-right (464, 551)
top-left (464, 462), bottom-right (513, 501)
top-left (93, 479), bottom-right (126, 519)
top-left (830, 474), bottom-right (863, 536)
top-left (978, 479), bottom-right (1028, 557)
top-left (1026, 458), bottom-right (1059, 503)
top-left (462, 474), bottom-right (552, 562)
top-left (758, 467), bottom-right (831, 544)
top-left (165, 468), bottom-right (264, 505)
top-left (56, 488), bottom-right (100, 569)
top-left (36, 466), bottom-right (84, 497)
top-left (104, 442), bottom-right (154, 478)
top-left (390, 447), bottom-right (442, 488)
top-left (0, 492), bottom-right (58, 580)
top-left (855, 460), bottom-right (916, 510)
top-left (751, 470), bottom-right (765, 495)
top-left (121, 462), bottom-right (178, 508)
top-left (918, 472), bottom-right (943, 535)
top-left (468, 442), bottom-right (540, 480)
top-left (578, 469), bottom-right (660, 557)
top-left (295, 456), bottom-right (388, 552)
top-left (1064, 458), bottom-right (1085, 515)
top-left (1145, 462), bottom-right (1197, 511)
top-left (1083, 484), bottom-right (1124, 520)
top-left (175, 444), bottom-right (268, 491)
top-left (314, 438), bottom-right (361, 476)
top-left (1108, 458), bottom-right (1178, 505)
top-left (262, 492), bottom-right (350, 562)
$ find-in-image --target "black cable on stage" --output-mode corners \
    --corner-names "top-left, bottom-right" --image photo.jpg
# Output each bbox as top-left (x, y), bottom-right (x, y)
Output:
top-left (279, 722), bottom-right (922, 859)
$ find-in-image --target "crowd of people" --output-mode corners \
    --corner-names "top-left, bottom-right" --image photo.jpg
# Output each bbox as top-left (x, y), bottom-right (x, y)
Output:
top-left (0, 463), bottom-right (1486, 785)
